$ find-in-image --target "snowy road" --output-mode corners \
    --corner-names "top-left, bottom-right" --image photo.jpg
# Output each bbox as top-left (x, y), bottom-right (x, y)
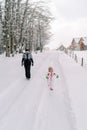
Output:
top-left (0, 51), bottom-right (76, 130)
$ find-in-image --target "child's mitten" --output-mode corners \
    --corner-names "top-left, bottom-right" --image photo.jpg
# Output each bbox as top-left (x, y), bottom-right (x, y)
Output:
top-left (46, 76), bottom-right (49, 79)
top-left (56, 75), bottom-right (59, 78)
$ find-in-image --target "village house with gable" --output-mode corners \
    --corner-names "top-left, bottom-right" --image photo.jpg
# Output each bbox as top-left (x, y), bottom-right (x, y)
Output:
top-left (69, 37), bottom-right (87, 51)
top-left (57, 44), bottom-right (66, 51)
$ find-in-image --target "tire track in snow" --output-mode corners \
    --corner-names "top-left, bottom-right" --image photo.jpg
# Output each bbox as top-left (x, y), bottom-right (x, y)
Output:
top-left (0, 78), bottom-right (29, 121)
top-left (0, 51), bottom-right (77, 130)
top-left (0, 52), bottom-right (47, 121)
top-left (0, 52), bottom-right (50, 130)
top-left (58, 51), bottom-right (77, 130)
top-left (32, 51), bottom-right (75, 130)
top-left (29, 51), bottom-right (64, 130)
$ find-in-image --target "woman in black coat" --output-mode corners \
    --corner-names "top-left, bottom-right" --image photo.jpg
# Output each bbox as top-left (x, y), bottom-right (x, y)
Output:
top-left (22, 49), bottom-right (34, 79)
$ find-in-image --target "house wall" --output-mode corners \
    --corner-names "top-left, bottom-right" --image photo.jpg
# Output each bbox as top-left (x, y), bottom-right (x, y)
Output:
top-left (70, 37), bottom-right (87, 51)
top-left (84, 46), bottom-right (87, 50)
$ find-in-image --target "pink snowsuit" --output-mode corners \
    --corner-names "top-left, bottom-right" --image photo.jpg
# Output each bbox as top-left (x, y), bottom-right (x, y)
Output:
top-left (47, 72), bottom-right (55, 90)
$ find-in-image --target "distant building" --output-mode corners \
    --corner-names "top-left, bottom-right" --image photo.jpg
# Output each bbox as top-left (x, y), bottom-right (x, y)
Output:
top-left (69, 37), bottom-right (87, 51)
top-left (57, 44), bottom-right (66, 51)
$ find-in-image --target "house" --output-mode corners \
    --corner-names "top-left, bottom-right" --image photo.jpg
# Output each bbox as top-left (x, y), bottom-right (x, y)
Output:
top-left (57, 44), bottom-right (66, 51)
top-left (79, 37), bottom-right (87, 50)
top-left (69, 37), bottom-right (87, 51)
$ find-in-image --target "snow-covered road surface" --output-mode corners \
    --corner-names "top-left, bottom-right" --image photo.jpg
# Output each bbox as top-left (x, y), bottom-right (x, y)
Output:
top-left (0, 51), bottom-right (77, 130)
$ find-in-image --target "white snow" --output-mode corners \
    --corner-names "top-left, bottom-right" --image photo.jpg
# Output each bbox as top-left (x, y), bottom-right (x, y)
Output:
top-left (70, 50), bottom-right (87, 68)
top-left (0, 50), bottom-right (87, 130)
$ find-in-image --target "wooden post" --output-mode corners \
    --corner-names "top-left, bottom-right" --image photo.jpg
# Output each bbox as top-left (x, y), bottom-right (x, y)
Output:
top-left (72, 51), bottom-right (74, 58)
top-left (75, 54), bottom-right (77, 63)
top-left (81, 58), bottom-right (83, 66)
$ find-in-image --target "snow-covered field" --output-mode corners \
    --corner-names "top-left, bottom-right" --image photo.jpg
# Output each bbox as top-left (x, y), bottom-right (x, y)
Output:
top-left (0, 50), bottom-right (87, 130)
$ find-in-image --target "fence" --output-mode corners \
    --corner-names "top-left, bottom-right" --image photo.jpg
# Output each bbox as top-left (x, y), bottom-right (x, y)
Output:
top-left (65, 50), bottom-right (87, 68)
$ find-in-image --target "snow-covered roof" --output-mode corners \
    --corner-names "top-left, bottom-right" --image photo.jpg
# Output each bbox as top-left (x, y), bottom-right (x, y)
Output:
top-left (73, 37), bottom-right (87, 45)
top-left (73, 38), bottom-right (80, 43)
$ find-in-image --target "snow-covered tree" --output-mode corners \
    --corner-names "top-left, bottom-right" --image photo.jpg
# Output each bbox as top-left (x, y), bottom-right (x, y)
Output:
top-left (2, 0), bottom-right (53, 56)
top-left (0, 3), bottom-right (3, 54)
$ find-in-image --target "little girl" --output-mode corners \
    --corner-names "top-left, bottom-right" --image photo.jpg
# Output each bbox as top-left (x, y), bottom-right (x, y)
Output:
top-left (46, 67), bottom-right (59, 91)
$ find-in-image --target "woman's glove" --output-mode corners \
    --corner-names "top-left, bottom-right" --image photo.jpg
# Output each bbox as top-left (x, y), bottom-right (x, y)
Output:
top-left (46, 76), bottom-right (49, 79)
top-left (56, 75), bottom-right (59, 78)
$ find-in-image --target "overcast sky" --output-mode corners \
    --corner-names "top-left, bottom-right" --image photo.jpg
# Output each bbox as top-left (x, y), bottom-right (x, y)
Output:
top-left (46, 0), bottom-right (87, 48)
